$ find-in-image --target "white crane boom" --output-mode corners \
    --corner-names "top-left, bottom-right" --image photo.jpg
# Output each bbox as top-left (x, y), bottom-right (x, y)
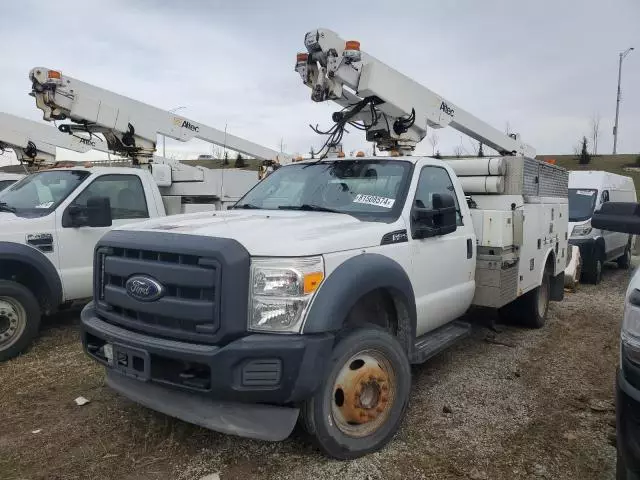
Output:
top-left (295, 28), bottom-right (535, 158)
top-left (29, 67), bottom-right (290, 165)
top-left (0, 111), bottom-right (110, 166)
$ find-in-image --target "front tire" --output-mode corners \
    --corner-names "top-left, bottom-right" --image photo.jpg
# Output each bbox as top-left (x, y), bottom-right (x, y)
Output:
top-left (617, 242), bottom-right (632, 270)
top-left (301, 327), bottom-right (411, 459)
top-left (0, 280), bottom-right (41, 362)
top-left (583, 252), bottom-right (603, 285)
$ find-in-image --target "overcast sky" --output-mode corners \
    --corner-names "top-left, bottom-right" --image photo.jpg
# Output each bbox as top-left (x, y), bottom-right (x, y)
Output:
top-left (1, 0), bottom-right (639, 165)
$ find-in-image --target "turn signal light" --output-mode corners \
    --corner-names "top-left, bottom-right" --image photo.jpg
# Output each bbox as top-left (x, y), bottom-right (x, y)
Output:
top-left (356, 151), bottom-right (365, 157)
top-left (296, 53), bottom-right (309, 63)
top-left (303, 272), bottom-right (324, 294)
top-left (47, 70), bottom-right (62, 79)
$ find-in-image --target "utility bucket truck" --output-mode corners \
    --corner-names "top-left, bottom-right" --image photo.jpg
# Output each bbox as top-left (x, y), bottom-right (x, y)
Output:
top-left (0, 71), bottom-right (288, 362)
top-left (79, 30), bottom-right (568, 459)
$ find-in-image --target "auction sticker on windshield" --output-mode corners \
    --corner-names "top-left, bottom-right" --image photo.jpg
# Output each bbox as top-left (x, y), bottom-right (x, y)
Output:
top-left (35, 201), bottom-right (54, 208)
top-left (576, 190), bottom-right (595, 196)
top-left (353, 194), bottom-right (395, 208)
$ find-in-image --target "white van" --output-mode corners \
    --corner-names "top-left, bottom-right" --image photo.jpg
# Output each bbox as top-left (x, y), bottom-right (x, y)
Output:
top-left (568, 171), bottom-right (637, 283)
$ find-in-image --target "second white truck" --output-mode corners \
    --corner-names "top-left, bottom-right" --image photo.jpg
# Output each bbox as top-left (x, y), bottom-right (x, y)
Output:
top-left (0, 72), bottom-right (289, 361)
top-left (77, 29), bottom-right (569, 458)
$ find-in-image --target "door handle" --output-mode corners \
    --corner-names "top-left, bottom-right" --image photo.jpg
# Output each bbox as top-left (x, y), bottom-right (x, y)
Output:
top-left (467, 238), bottom-right (473, 259)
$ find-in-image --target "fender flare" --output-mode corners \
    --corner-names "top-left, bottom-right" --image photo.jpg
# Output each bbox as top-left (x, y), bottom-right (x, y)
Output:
top-left (0, 242), bottom-right (63, 309)
top-left (302, 253), bottom-right (416, 344)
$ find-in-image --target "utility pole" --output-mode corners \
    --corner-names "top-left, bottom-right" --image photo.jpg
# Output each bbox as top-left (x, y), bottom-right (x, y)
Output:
top-left (613, 47), bottom-right (634, 154)
top-left (163, 106), bottom-right (186, 157)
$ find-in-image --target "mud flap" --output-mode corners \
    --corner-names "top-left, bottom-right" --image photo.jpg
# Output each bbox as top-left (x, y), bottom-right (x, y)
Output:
top-left (550, 272), bottom-right (565, 301)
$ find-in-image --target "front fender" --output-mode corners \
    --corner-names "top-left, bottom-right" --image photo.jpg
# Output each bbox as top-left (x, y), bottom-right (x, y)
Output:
top-left (302, 253), bottom-right (416, 337)
top-left (0, 241), bottom-right (63, 308)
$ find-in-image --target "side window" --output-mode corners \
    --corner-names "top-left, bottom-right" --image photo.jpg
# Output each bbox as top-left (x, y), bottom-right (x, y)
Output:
top-left (601, 190), bottom-right (610, 203)
top-left (72, 174), bottom-right (149, 220)
top-left (414, 166), bottom-right (462, 225)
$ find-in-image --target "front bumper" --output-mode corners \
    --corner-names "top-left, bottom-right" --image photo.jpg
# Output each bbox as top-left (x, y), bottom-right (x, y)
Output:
top-left (568, 237), bottom-right (597, 264)
top-left (81, 302), bottom-right (334, 440)
top-left (618, 368), bottom-right (640, 476)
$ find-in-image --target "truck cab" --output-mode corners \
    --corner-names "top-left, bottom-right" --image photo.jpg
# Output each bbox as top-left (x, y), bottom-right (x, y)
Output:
top-left (568, 171), bottom-right (637, 283)
top-left (79, 155), bottom-right (566, 459)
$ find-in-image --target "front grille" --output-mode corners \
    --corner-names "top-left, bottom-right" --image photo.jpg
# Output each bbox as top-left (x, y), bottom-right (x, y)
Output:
top-left (96, 245), bottom-right (221, 343)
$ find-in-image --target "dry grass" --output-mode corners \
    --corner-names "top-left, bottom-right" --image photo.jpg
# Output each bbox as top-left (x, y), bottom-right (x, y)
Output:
top-left (0, 264), bottom-right (632, 479)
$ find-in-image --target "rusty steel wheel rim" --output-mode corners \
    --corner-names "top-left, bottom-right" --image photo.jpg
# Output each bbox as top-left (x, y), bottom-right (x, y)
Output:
top-left (330, 349), bottom-right (397, 438)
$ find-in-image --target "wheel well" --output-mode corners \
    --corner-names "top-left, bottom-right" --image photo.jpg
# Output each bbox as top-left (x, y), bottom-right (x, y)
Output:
top-left (545, 251), bottom-right (556, 273)
top-left (344, 288), bottom-right (412, 352)
top-left (0, 260), bottom-right (51, 314)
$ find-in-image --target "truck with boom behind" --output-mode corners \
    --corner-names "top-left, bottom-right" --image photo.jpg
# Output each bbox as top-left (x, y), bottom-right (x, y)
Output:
top-left (74, 29), bottom-right (568, 458)
top-left (0, 76), bottom-right (289, 361)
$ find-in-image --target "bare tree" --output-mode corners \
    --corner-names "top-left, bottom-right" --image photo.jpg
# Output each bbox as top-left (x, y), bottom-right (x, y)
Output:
top-left (590, 113), bottom-right (601, 156)
top-left (505, 121), bottom-right (512, 136)
top-left (428, 132), bottom-right (440, 156)
top-left (453, 145), bottom-right (464, 158)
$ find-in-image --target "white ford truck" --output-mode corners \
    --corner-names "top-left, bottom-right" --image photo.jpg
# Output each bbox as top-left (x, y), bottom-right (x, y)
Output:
top-left (0, 163), bottom-right (260, 361)
top-left (78, 29), bottom-right (568, 458)
top-left (80, 153), bottom-right (568, 458)
top-left (0, 66), bottom-right (290, 362)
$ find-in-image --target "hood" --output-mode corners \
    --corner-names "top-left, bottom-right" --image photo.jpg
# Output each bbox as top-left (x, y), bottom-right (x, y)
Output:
top-left (119, 210), bottom-right (402, 256)
top-left (0, 212), bottom-right (56, 242)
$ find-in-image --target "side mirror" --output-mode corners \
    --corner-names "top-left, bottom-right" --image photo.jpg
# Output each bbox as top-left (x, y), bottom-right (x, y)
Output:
top-left (411, 193), bottom-right (458, 239)
top-left (62, 196), bottom-right (112, 228)
top-left (592, 202), bottom-right (640, 234)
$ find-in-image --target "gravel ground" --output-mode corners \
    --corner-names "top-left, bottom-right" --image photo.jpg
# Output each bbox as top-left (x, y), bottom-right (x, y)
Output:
top-left (0, 262), bottom-right (632, 480)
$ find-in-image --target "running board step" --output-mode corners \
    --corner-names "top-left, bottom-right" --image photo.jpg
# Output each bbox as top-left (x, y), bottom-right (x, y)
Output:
top-left (409, 321), bottom-right (471, 364)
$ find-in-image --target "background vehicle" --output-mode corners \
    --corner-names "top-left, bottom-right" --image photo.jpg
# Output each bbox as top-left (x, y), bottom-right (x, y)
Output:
top-left (0, 69), bottom-right (290, 361)
top-left (78, 29), bottom-right (568, 459)
top-left (591, 202), bottom-right (640, 480)
top-left (569, 171), bottom-right (636, 283)
top-left (0, 173), bottom-right (24, 191)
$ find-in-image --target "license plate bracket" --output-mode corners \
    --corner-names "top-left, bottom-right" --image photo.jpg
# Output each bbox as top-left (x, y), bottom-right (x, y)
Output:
top-left (112, 344), bottom-right (150, 381)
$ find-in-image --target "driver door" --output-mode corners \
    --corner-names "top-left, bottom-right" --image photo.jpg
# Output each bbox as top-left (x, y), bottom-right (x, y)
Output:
top-left (409, 165), bottom-right (475, 336)
top-left (55, 173), bottom-right (150, 300)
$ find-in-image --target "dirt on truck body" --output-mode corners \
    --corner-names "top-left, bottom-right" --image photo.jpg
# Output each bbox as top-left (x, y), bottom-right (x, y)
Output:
top-left (0, 264), bottom-right (629, 480)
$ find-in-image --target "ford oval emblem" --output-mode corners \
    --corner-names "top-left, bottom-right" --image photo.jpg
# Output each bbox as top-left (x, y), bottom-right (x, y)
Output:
top-left (125, 275), bottom-right (165, 302)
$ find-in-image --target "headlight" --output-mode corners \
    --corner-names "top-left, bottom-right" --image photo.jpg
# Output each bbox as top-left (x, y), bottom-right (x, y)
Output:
top-left (571, 221), bottom-right (592, 237)
top-left (249, 256), bottom-right (324, 333)
top-left (623, 291), bottom-right (640, 364)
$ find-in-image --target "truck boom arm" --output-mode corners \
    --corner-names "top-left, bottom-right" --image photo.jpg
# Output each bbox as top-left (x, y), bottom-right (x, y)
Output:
top-left (0, 112), bottom-right (110, 165)
top-left (29, 68), bottom-right (290, 165)
top-left (296, 29), bottom-right (535, 157)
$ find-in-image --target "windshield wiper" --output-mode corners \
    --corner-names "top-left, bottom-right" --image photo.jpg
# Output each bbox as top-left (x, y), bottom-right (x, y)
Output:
top-left (0, 202), bottom-right (16, 213)
top-left (231, 203), bottom-right (261, 210)
top-left (278, 204), bottom-right (343, 214)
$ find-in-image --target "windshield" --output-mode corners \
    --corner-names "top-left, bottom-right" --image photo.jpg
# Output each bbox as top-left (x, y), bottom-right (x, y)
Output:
top-left (568, 188), bottom-right (598, 222)
top-left (0, 170), bottom-right (90, 217)
top-left (234, 160), bottom-right (413, 222)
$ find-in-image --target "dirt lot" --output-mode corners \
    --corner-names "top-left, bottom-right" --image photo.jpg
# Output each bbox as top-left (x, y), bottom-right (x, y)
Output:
top-left (0, 263), bottom-right (632, 480)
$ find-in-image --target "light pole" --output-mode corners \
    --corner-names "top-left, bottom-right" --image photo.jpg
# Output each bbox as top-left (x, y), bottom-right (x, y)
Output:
top-left (163, 106), bottom-right (186, 157)
top-left (613, 47), bottom-right (634, 154)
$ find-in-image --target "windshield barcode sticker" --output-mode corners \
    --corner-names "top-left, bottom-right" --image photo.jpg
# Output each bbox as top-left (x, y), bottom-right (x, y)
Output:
top-left (35, 201), bottom-right (54, 209)
top-left (576, 190), bottom-right (595, 196)
top-left (353, 194), bottom-right (395, 208)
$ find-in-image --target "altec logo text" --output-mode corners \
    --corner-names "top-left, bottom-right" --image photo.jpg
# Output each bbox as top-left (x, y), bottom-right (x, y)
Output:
top-left (173, 117), bottom-right (199, 132)
top-left (440, 101), bottom-right (455, 117)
